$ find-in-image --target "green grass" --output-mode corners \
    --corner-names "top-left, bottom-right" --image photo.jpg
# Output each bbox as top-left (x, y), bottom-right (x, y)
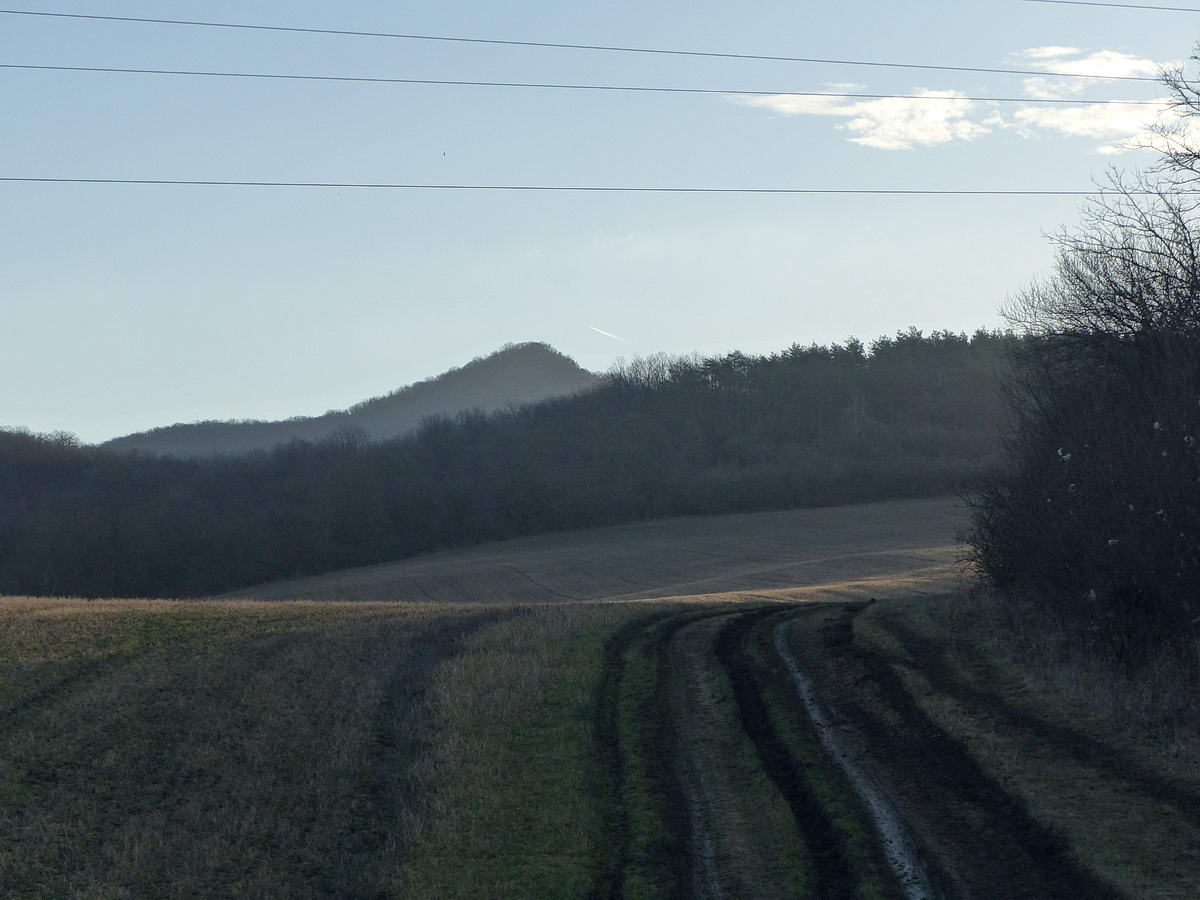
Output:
top-left (393, 602), bottom-right (683, 898)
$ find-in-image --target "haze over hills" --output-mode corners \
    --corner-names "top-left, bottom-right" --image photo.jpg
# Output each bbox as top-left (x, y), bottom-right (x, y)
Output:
top-left (103, 342), bottom-right (601, 458)
top-left (3, 328), bottom-right (1011, 598)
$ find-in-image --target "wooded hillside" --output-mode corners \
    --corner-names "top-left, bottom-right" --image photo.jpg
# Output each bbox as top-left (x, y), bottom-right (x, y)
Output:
top-left (2, 329), bottom-right (1010, 597)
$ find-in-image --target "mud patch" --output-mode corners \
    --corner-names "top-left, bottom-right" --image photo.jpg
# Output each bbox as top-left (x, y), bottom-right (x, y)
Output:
top-left (773, 621), bottom-right (938, 900)
top-left (789, 603), bottom-right (1123, 899)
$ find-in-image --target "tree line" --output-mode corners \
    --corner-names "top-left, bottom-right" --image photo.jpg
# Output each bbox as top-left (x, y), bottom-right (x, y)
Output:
top-left (2, 329), bottom-right (1009, 598)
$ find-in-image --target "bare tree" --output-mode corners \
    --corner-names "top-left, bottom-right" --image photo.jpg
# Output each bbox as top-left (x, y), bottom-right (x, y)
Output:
top-left (967, 56), bottom-right (1200, 659)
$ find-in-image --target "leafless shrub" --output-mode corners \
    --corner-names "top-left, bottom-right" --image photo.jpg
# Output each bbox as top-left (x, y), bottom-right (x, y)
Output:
top-left (967, 120), bottom-right (1200, 669)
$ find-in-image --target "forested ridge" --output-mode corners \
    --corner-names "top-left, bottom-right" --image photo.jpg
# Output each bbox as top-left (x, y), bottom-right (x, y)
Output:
top-left (2, 329), bottom-right (1010, 597)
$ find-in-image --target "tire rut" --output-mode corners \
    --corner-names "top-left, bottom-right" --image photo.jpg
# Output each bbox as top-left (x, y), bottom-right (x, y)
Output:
top-left (804, 603), bottom-right (1123, 900)
top-left (330, 608), bottom-right (521, 896)
top-left (665, 610), bottom-right (760, 900)
top-left (595, 601), bottom-right (1127, 900)
top-left (591, 607), bottom-right (750, 900)
top-left (713, 607), bottom-right (858, 900)
top-left (654, 612), bottom-right (731, 900)
top-left (590, 610), bottom-right (676, 900)
top-left (0, 651), bottom-right (142, 732)
top-left (873, 613), bottom-right (1200, 830)
top-left (772, 620), bottom-right (940, 900)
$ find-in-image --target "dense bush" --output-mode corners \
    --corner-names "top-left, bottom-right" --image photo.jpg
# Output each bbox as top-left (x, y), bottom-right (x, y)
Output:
top-left (967, 178), bottom-right (1200, 662)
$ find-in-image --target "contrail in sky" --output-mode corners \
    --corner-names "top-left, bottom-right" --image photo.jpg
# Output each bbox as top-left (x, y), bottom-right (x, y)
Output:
top-left (588, 325), bottom-right (628, 343)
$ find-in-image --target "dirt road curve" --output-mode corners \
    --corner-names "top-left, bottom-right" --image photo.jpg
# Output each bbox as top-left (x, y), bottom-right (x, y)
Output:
top-left (594, 602), bottom-right (1145, 900)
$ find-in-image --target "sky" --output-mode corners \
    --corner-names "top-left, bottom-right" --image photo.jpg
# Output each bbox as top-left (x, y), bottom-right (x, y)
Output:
top-left (2, 0), bottom-right (1197, 442)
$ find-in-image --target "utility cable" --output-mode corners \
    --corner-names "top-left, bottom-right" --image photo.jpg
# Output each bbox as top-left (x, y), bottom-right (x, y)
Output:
top-left (0, 8), bottom-right (1167, 82)
top-left (0, 63), bottom-right (1168, 105)
top-left (1, 177), bottom-right (1192, 195)
top-left (1022, 0), bottom-right (1200, 11)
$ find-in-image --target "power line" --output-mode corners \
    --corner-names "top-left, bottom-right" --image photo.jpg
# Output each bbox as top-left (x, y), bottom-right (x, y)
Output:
top-left (0, 8), bottom-right (1165, 83)
top-left (1022, 0), bottom-right (1200, 11)
top-left (0, 63), bottom-right (1167, 105)
top-left (1, 177), bottom-right (1190, 195)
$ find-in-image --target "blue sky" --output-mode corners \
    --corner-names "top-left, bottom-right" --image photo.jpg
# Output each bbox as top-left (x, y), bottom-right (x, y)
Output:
top-left (2, 0), bottom-right (1194, 441)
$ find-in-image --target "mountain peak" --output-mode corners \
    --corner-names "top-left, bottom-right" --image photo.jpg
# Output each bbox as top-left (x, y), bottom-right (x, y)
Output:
top-left (104, 343), bottom-right (600, 458)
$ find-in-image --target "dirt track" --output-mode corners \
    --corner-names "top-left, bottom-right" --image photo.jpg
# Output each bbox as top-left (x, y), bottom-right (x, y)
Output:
top-left (593, 601), bottom-right (1156, 899)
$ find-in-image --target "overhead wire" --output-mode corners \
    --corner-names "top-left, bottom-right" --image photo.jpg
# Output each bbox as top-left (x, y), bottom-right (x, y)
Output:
top-left (0, 8), bottom-right (1167, 82)
top-left (0, 8), bottom-right (1184, 198)
top-left (0, 63), bottom-right (1168, 105)
top-left (1022, 0), bottom-right (1200, 11)
top-left (1, 177), bottom-right (1192, 194)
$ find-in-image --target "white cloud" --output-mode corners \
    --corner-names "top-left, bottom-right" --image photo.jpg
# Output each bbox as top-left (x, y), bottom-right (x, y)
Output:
top-left (1020, 77), bottom-right (1085, 101)
top-left (1003, 47), bottom-right (1177, 153)
top-left (842, 93), bottom-right (992, 150)
top-left (1013, 47), bottom-right (1167, 79)
top-left (735, 47), bottom-right (1182, 154)
top-left (1011, 47), bottom-right (1175, 100)
top-left (1019, 46), bottom-right (1083, 60)
top-left (738, 90), bottom-right (990, 151)
top-left (742, 93), bottom-right (847, 117)
top-left (1013, 102), bottom-right (1167, 154)
top-left (822, 81), bottom-right (868, 92)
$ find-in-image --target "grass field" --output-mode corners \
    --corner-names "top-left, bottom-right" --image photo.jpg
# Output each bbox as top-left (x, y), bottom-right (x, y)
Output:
top-left (4, 496), bottom-right (1197, 898)
top-left (219, 496), bottom-right (964, 604)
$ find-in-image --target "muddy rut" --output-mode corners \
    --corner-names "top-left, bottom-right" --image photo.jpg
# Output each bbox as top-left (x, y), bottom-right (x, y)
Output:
top-left (592, 602), bottom-right (1137, 899)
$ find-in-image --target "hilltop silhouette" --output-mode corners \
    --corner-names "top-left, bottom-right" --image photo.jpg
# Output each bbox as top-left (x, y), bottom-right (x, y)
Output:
top-left (103, 342), bottom-right (600, 457)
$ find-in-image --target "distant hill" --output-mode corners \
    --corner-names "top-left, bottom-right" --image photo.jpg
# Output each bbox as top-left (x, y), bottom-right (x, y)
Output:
top-left (5, 329), bottom-right (1011, 598)
top-left (104, 342), bottom-right (601, 458)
